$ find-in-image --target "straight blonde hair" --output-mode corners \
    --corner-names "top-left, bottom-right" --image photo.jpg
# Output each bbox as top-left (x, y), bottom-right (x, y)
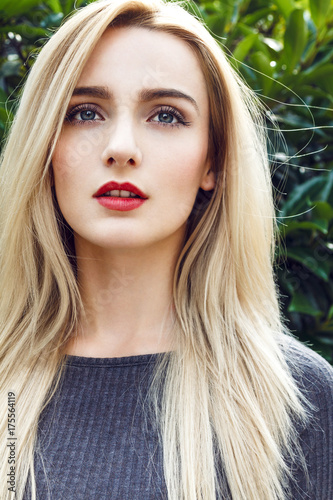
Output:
top-left (0, 1), bottom-right (307, 498)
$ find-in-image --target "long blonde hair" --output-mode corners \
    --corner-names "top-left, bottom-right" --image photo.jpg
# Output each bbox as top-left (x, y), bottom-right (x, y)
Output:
top-left (0, 1), bottom-right (307, 498)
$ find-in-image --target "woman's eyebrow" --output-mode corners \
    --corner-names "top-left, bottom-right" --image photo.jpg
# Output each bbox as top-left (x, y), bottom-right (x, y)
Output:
top-left (72, 86), bottom-right (111, 99)
top-left (71, 86), bottom-right (199, 112)
top-left (139, 88), bottom-right (199, 112)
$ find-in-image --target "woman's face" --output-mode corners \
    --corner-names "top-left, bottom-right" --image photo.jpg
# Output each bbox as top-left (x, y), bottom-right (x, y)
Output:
top-left (52, 26), bottom-right (214, 255)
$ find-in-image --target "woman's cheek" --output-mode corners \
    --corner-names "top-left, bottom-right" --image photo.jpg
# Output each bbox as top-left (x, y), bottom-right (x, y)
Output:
top-left (173, 143), bottom-right (209, 186)
top-left (52, 128), bottom-right (94, 176)
top-left (52, 136), bottom-right (74, 179)
top-left (162, 165), bottom-right (208, 221)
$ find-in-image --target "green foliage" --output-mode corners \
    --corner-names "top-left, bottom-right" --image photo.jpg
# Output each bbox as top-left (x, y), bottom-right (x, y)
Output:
top-left (0, 0), bottom-right (332, 363)
top-left (284, 8), bottom-right (308, 73)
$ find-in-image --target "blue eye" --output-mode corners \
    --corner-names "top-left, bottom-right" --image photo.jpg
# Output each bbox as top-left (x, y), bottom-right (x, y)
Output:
top-left (66, 104), bottom-right (102, 124)
top-left (150, 106), bottom-right (190, 127)
top-left (158, 112), bottom-right (175, 124)
top-left (79, 110), bottom-right (96, 121)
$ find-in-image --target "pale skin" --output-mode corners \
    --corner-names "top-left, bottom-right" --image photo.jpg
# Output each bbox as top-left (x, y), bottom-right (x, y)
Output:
top-left (52, 26), bottom-right (215, 357)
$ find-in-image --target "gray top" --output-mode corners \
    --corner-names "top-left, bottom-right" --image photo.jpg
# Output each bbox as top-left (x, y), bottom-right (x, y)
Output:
top-left (25, 338), bottom-right (333, 499)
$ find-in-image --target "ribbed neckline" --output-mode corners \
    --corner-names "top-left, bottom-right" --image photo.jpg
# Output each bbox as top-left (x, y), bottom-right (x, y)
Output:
top-left (64, 352), bottom-right (166, 367)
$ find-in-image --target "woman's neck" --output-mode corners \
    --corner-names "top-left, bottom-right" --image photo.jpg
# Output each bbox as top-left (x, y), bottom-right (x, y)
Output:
top-left (65, 237), bottom-right (180, 358)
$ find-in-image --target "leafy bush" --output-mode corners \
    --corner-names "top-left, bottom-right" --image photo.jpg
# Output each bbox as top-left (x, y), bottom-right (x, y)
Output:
top-left (0, 0), bottom-right (332, 362)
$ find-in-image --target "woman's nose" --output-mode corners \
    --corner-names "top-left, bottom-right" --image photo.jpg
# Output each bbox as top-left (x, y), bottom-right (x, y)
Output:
top-left (101, 113), bottom-right (142, 168)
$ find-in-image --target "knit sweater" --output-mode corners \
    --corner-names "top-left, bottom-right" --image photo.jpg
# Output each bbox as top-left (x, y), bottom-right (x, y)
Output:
top-left (25, 337), bottom-right (333, 499)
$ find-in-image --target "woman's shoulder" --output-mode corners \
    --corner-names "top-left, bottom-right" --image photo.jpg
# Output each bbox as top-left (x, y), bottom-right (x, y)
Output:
top-left (280, 335), bottom-right (333, 499)
top-left (280, 335), bottom-right (333, 455)
top-left (280, 334), bottom-right (333, 402)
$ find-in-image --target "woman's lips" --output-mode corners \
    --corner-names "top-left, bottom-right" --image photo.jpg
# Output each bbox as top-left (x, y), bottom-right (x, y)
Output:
top-left (93, 181), bottom-right (148, 212)
top-left (96, 197), bottom-right (146, 211)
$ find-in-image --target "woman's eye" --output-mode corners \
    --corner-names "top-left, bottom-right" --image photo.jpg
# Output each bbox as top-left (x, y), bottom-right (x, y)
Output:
top-left (77, 110), bottom-right (97, 121)
top-left (66, 105), bottom-right (103, 124)
top-left (149, 106), bottom-right (190, 127)
top-left (152, 112), bottom-right (178, 124)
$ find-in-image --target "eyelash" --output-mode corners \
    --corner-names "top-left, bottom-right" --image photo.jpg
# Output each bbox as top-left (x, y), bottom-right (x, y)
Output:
top-left (65, 104), bottom-right (191, 128)
top-left (148, 106), bottom-right (191, 128)
top-left (65, 104), bottom-right (102, 125)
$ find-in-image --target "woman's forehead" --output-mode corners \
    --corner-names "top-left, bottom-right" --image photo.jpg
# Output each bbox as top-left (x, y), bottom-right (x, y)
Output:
top-left (76, 26), bottom-right (208, 112)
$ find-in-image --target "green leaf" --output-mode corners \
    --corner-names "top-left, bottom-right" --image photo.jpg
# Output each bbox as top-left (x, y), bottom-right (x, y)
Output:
top-left (302, 63), bottom-right (333, 93)
top-left (0, 106), bottom-right (14, 124)
top-left (250, 51), bottom-right (274, 95)
top-left (283, 220), bottom-right (328, 236)
top-left (287, 247), bottom-right (331, 281)
top-left (328, 305), bottom-right (333, 320)
top-left (263, 37), bottom-right (283, 53)
top-left (284, 9), bottom-right (308, 72)
top-left (309, 218), bottom-right (328, 233)
top-left (0, 105), bottom-right (14, 138)
top-left (279, 172), bottom-right (333, 219)
top-left (233, 33), bottom-right (258, 64)
top-left (242, 8), bottom-right (273, 26)
top-left (273, 0), bottom-right (294, 18)
top-left (293, 85), bottom-right (333, 102)
top-left (302, 48), bottom-right (333, 77)
top-left (313, 201), bottom-right (333, 221)
top-left (204, 14), bottom-right (228, 36)
top-left (47, 0), bottom-right (62, 13)
top-left (61, 0), bottom-right (76, 15)
top-left (309, 0), bottom-right (331, 28)
top-left (0, 87), bottom-right (8, 103)
top-left (0, 0), bottom-right (43, 17)
top-left (288, 291), bottom-right (322, 316)
top-left (0, 0), bottom-right (14, 12)
top-left (318, 169), bottom-right (333, 203)
top-left (237, 22), bottom-right (258, 37)
top-left (0, 24), bottom-right (47, 39)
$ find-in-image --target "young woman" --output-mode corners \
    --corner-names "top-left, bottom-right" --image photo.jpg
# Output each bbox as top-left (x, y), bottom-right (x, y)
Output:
top-left (0, 0), bottom-right (332, 498)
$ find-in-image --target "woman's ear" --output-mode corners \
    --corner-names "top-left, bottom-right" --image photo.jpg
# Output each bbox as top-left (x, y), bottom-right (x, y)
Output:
top-left (200, 162), bottom-right (215, 191)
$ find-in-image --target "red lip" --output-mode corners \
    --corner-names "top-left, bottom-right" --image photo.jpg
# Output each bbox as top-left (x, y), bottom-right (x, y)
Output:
top-left (93, 181), bottom-right (148, 212)
top-left (93, 181), bottom-right (148, 199)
